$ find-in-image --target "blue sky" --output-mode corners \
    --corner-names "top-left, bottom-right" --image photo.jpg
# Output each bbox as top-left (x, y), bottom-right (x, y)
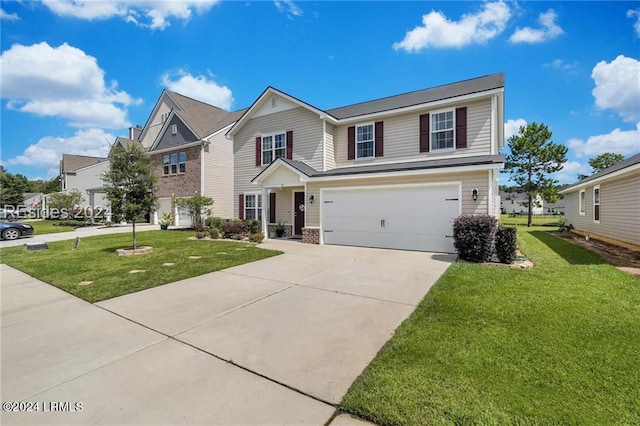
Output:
top-left (1, 1), bottom-right (639, 184)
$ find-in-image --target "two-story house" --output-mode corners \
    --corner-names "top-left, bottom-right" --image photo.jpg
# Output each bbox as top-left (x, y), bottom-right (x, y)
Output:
top-left (59, 153), bottom-right (110, 215)
top-left (227, 73), bottom-right (505, 252)
top-left (127, 90), bottom-right (245, 225)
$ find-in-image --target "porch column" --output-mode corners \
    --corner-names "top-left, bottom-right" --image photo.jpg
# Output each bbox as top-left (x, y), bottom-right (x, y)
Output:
top-left (261, 187), bottom-right (269, 239)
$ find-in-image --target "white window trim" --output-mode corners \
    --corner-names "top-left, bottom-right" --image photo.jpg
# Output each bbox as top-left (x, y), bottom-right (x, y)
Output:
top-left (579, 189), bottom-right (586, 216)
top-left (244, 193), bottom-right (263, 221)
top-left (355, 122), bottom-right (375, 160)
top-left (593, 185), bottom-right (600, 223)
top-left (171, 124), bottom-right (178, 135)
top-left (261, 131), bottom-right (287, 166)
top-left (430, 108), bottom-right (456, 152)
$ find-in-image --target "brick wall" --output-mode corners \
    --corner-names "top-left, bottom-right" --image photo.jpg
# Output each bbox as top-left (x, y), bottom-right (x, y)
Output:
top-left (302, 227), bottom-right (320, 244)
top-left (152, 145), bottom-right (201, 198)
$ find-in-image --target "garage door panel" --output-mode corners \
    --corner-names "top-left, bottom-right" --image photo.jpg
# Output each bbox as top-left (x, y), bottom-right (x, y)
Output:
top-left (322, 185), bottom-right (460, 252)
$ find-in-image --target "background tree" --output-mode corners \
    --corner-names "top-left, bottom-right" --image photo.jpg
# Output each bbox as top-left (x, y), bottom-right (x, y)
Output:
top-left (47, 189), bottom-right (84, 218)
top-left (502, 122), bottom-right (568, 227)
top-left (175, 194), bottom-right (213, 231)
top-left (577, 152), bottom-right (625, 180)
top-left (103, 143), bottom-right (157, 249)
top-left (0, 166), bottom-right (31, 207)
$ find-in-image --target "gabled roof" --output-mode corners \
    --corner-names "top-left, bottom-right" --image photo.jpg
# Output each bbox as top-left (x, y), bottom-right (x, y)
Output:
top-left (561, 152), bottom-right (640, 193)
top-left (60, 154), bottom-right (108, 174)
top-left (326, 73), bottom-right (504, 119)
top-left (227, 87), bottom-right (332, 138)
top-left (165, 91), bottom-right (246, 140)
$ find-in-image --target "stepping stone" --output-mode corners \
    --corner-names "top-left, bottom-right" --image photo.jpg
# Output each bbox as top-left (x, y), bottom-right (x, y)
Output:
top-left (129, 269), bottom-right (146, 274)
top-left (217, 252), bottom-right (228, 255)
top-left (235, 248), bottom-right (246, 251)
top-left (78, 281), bottom-right (93, 286)
top-left (162, 263), bottom-right (175, 266)
top-left (188, 256), bottom-right (202, 259)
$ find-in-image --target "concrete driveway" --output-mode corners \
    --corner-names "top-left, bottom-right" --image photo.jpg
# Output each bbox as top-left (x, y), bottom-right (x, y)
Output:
top-left (1, 239), bottom-right (454, 425)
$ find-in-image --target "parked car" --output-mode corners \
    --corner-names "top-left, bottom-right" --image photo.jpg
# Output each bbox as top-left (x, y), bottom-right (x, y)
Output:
top-left (0, 208), bottom-right (16, 221)
top-left (0, 222), bottom-right (34, 240)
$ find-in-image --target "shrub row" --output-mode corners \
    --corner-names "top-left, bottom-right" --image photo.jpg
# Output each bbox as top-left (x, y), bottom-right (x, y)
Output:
top-left (199, 217), bottom-right (263, 242)
top-left (453, 215), bottom-right (517, 264)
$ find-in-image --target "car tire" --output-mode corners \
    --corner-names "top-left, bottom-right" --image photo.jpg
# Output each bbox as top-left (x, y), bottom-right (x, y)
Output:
top-left (2, 228), bottom-right (21, 240)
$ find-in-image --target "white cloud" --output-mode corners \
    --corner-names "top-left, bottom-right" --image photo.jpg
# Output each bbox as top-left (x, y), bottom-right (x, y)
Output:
top-left (161, 70), bottom-right (233, 111)
top-left (504, 118), bottom-right (527, 140)
top-left (509, 9), bottom-right (563, 43)
top-left (568, 123), bottom-right (640, 158)
top-left (42, 0), bottom-right (219, 30)
top-left (553, 160), bottom-right (591, 184)
top-left (0, 42), bottom-right (138, 129)
top-left (0, 8), bottom-right (19, 20)
top-left (544, 59), bottom-right (578, 72)
top-left (6, 128), bottom-right (114, 168)
top-left (393, 1), bottom-right (511, 52)
top-left (628, 9), bottom-right (640, 37)
top-left (592, 55), bottom-right (640, 123)
top-left (274, 0), bottom-right (302, 18)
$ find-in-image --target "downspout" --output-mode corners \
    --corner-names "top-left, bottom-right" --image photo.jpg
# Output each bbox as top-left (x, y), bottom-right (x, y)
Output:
top-left (200, 141), bottom-right (205, 195)
top-left (320, 114), bottom-right (327, 172)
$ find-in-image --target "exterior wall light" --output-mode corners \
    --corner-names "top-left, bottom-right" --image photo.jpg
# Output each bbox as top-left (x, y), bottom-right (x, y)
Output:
top-left (308, 194), bottom-right (315, 204)
top-left (472, 189), bottom-right (479, 201)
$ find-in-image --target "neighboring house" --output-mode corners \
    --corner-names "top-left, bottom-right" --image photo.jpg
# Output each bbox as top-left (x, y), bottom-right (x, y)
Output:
top-left (560, 152), bottom-right (640, 250)
top-left (132, 90), bottom-right (245, 225)
top-left (500, 191), bottom-right (544, 215)
top-left (544, 197), bottom-right (565, 215)
top-left (59, 154), bottom-right (110, 216)
top-left (227, 73), bottom-right (505, 252)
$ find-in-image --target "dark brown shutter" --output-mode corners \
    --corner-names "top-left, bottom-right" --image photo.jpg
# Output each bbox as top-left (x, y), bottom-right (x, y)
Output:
top-left (374, 121), bottom-right (384, 157)
top-left (347, 126), bottom-right (355, 160)
top-left (286, 130), bottom-right (293, 160)
top-left (269, 192), bottom-right (276, 223)
top-left (238, 194), bottom-right (244, 220)
top-left (455, 107), bottom-right (467, 149)
top-left (419, 113), bottom-right (430, 152)
top-left (255, 137), bottom-right (262, 166)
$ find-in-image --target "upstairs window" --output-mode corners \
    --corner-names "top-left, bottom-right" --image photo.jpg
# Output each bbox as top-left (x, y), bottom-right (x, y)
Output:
top-left (431, 110), bottom-right (454, 150)
top-left (356, 124), bottom-right (374, 158)
top-left (163, 151), bottom-right (186, 175)
top-left (262, 132), bottom-right (286, 165)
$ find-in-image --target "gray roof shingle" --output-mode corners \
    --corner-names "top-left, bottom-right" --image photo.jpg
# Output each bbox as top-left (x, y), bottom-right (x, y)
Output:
top-left (326, 73), bottom-right (504, 119)
top-left (60, 154), bottom-right (108, 173)
top-left (562, 152), bottom-right (640, 191)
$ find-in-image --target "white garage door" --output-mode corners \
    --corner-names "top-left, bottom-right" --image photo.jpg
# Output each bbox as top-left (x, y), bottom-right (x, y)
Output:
top-left (322, 184), bottom-right (460, 252)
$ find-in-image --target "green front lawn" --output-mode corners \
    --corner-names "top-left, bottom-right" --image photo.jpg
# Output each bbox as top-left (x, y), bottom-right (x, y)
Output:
top-left (500, 213), bottom-right (562, 227)
top-left (341, 227), bottom-right (640, 425)
top-left (0, 231), bottom-right (281, 303)
top-left (28, 219), bottom-right (88, 235)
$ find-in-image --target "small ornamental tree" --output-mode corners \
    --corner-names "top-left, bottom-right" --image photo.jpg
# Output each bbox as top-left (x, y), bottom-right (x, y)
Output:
top-left (47, 189), bottom-right (84, 218)
top-left (103, 143), bottom-right (157, 249)
top-left (502, 122), bottom-right (567, 227)
top-left (175, 194), bottom-right (213, 230)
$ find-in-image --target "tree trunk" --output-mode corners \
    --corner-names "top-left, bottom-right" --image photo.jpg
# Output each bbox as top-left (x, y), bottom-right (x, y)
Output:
top-left (527, 193), bottom-right (533, 227)
top-left (132, 220), bottom-right (137, 249)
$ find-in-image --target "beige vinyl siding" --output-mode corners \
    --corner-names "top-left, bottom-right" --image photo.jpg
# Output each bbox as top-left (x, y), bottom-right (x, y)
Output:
top-left (141, 103), bottom-right (172, 149)
top-left (203, 132), bottom-right (233, 218)
top-left (272, 190), bottom-right (294, 225)
top-left (325, 122), bottom-right (336, 170)
top-left (565, 173), bottom-right (640, 246)
top-left (261, 166), bottom-right (304, 187)
top-left (305, 170), bottom-right (490, 227)
top-left (233, 106), bottom-right (323, 217)
top-left (334, 99), bottom-right (492, 168)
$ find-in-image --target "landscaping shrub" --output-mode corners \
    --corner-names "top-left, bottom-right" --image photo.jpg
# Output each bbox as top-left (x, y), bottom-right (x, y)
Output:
top-left (209, 228), bottom-right (220, 239)
top-left (221, 220), bottom-right (249, 240)
top-left (246, 219), bottom-right (262, 234)
top-left (53, 220), bottom-right (92, 228)
top-left (205, 216), bottom-right (224, 230)
top-left (453, 214), bottom-right (498, 262)
top-left (495, 226), bottom-right (517, 264)
top-left (250, 232), bottom-right (264, 243)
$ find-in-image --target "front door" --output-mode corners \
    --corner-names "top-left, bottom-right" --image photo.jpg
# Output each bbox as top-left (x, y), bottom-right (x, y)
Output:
top-left (294, 191), bottom-right (305, 236)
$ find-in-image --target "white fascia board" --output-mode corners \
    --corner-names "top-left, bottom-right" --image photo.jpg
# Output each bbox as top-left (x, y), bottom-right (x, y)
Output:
top-left (146, 140), bottom-right (204, 156)
top-left (336, 88), bottom-right (504, 125)
top-left (308, 162), bottom-right (503, 183)
top-left (560, 163), bottom-right (640, 194)
top-left (203, 122), bottom-right (236, 141)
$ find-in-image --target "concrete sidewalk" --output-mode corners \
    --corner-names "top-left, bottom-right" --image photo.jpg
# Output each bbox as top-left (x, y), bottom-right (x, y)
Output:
top-left (1, 239), bottom-right (454, 425)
